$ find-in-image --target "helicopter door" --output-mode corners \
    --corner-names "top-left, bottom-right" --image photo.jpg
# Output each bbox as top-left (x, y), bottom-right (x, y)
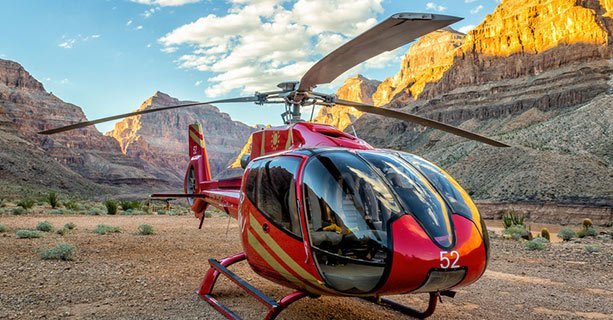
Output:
top-left (302, 151), bottom-right (402, 293)
top-left (245, 157), bottom-right (302, 237)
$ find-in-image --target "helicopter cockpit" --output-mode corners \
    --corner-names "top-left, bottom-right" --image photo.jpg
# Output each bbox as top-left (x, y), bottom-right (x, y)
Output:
top-left (245, 148), bottom-right (475, 294)
top-left (302, 150), bottom-right (456, 293)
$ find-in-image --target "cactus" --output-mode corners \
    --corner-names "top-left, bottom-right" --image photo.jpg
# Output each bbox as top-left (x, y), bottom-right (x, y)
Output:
top-left (582, 218), bottom-right (593, 229)
top-left (541, 228), bottom-right (551, 241)
top-left (502, 210), bottom-right (525, 229)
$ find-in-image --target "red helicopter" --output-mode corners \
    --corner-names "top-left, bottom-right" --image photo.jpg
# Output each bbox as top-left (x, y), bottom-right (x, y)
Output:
top-left (41, 12), bottom-right (509, 319)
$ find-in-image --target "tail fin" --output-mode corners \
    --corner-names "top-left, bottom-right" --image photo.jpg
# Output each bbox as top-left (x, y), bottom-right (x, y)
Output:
top-left (186, 123), bottom-right (212, 221)
top-left (188, 123), bottom-right (212, 182)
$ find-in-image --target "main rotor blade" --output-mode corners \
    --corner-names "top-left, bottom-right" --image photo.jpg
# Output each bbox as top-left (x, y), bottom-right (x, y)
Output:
top-left (298, 13), bottom-right (462, 92)
top-left (334, 99), bottom-right (510, 148)
top-left (39, 96), bottom-right (259, 135)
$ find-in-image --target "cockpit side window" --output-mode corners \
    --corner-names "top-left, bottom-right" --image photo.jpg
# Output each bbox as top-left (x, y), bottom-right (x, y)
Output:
top-left (246, 157), bottom-right (302, 238)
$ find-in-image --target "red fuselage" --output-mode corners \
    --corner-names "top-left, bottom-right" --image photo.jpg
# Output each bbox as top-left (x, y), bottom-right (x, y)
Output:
top-left (186, 122), bottom-right (488, 296)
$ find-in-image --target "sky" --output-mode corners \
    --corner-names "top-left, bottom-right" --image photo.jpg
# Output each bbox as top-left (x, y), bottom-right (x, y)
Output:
top-left (0, 0), bottom-right (500, 133)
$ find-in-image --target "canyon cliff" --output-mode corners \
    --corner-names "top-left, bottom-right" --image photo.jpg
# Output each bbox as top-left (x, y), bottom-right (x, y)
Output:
top-left (320, 0), bottom-right (613, 205)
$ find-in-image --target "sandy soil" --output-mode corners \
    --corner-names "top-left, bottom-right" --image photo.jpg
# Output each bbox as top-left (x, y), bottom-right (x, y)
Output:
top-left (0, 215), bottom-right (611, 320)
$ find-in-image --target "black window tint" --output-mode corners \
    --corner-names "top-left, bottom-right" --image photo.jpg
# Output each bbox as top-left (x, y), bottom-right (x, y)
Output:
top-left (245, 162), bottom-right (260, 204)
top-left (253, 157), bottom-right (302, 237)
top-left (399, 153), bottom-right (477, 222)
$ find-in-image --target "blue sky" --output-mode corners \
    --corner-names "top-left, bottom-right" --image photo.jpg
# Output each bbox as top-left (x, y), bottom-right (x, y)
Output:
top-left (0, 0), bottom-right (499, 133)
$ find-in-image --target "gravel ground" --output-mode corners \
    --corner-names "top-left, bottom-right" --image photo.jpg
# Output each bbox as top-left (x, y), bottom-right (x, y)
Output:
top-left (0, 215), bottom-right (611, 320)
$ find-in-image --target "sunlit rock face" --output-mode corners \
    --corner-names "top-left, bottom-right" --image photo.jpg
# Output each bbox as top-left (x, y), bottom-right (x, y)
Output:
top-left (106, 91), bottom-right (254, 180)
top-left (419, 0), bottom-right (611, 99)
top-left (313, 75), bottom-right (381, 130)
top-left (372, 27), bottom-right (465, 106)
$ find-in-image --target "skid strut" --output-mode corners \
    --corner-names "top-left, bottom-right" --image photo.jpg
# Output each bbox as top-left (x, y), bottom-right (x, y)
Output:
top-left (198, 253), bottom-right (309, 320)
top-left (362, 291), bottom-right (455, 319)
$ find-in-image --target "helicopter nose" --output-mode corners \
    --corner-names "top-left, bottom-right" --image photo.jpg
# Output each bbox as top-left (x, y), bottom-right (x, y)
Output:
top-left (378, 213), bottom-right (488, 295)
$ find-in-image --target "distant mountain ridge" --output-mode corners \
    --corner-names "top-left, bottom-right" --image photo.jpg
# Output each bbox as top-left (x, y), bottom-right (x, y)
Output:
top-left (0, 59), bottom-right (252, 196)
top-left (106, 91), bottom-right (254, 181)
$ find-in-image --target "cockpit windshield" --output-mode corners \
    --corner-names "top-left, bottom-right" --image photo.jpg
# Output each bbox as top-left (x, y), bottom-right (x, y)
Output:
top-left (358, 151), bottom-right (454, 248)
top-left (303, 151), bottom-right (401, 293)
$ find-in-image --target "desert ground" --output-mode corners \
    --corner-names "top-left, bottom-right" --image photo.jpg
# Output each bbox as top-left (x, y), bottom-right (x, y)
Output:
top-left (0, 214), bottom-right (611, 320)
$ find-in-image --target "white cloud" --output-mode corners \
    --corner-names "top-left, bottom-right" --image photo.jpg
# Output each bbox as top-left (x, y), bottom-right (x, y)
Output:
top-left (465, 0), bottom-right (477, 3)
top-left (136, 25), bottom-right (144, 30)
top-left (142, 7), bottom-right (161, 18)
top-left (195, 80), bottom-right (203, 86)
top-left (470, 5), bottom-right (484, 14)
top-left (58, 34), bottom-right (101, 49)
top-left (458, 24), bottom-right (476, 34)
top-left (161, 46), bottom-right (178, 53)
top-left (59, 78), bottom-right (69, 84)
top-left (159, 0), bottom-right (387, 97)
top-left (58, 39), bottom-right (76, 49)
top-left (425, 2), bottom-right (447, 12)
top-left (127, 19), bottom-right (133, 26)
top-left (131, 0), bottom-right (199, 6)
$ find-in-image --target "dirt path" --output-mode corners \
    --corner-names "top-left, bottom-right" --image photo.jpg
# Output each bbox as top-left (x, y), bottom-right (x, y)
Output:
top-left (0, 215), bottom-right (611, 319)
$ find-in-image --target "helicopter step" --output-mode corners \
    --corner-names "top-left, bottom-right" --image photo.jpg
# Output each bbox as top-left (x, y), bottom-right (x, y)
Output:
top-left (198, 253), bottom-right (311, 320)
top-left (361, 290), bottom-right (456, 319)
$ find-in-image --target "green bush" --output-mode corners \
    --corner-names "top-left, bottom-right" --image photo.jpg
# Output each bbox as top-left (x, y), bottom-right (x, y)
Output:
top-left (56, 228), bottom-right (68, 236)
top-left (17, 198), bottom-right (35, 209)
top-left (584, 245), bottom-right (601, 253)
top-left (104, 199), bottom-right (118, 215)
top-left (526, 237), bottom-right (549, 251)
top-left (88, 208), bottom-right (102, 216)
top-left (0, 198), bottom-right (6, 208)
top-left (138, 224), bottom-right (154, 235)
top-left (41, 243), bottom-right (75, 261)
top-left (502, 210), bottom-right (525, 229)
top-left (94, 224), bottom-right (121, 235)
top-left (36, 221), bottom-right (53, 232)
top-left (49, 209), bottom-right (64, 215)
top-left (0, 224), bottom-right (7, 233)
top-left (63, 200), bottom-right (80, 211)
top-left (119, 200), bottom-right (141, 211)
top-left (157, 209), bottom-right (166, 215)
top-left (47, 191), bottom-right (60, 209)
top-left (16, 230), bottom-right (42, 238)
top-left (558, 227), bottom-right (576, 241)
top-left (12, 207), bottom-right (26, 215)
top-left (504, 225), bottom-right (529, 240)
top-left (577, 227), bottom-right (598, 238)
top-left (64, 222), bottom-right (76, 230)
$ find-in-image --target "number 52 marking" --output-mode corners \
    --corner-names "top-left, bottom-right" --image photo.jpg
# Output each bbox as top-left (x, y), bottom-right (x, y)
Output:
top-left (440, 250), bottom-right (460, 269)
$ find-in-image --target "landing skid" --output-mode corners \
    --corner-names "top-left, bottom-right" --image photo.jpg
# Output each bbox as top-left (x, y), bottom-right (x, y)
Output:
top-left (198, 253), bottom-right (454, 319)
top-left (362, 290), bottom-right (456, 319)
top-left (197, 253), bottom-right (311, 320)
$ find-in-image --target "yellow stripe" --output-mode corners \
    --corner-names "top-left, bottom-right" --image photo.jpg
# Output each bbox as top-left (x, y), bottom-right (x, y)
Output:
top-left (285, 126), bottom-right (293, 150)
top-left (249, 214), bottom-right (329, 289)
top-left (260, 131), bottom-right (266, 155)
top-left (248, 230), bottom-right (328, 295)
top-left (189, 131), bottom-right (204, 148)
